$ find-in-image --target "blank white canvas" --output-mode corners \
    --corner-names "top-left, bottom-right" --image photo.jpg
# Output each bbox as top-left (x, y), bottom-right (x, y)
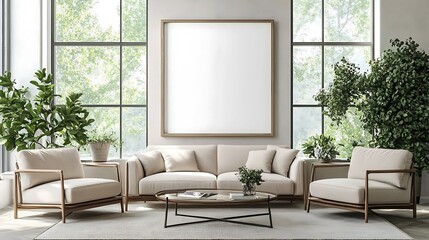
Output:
top-left (164, 21), bottom-right (272, 134)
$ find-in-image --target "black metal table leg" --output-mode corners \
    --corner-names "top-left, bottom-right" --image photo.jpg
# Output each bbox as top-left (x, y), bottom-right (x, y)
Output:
top-left (268, 195), bottom-right (273, 228)
top-left (163, 197), bottom-right (275, 228)
top-left (164, 197), bottom-right (169, 228)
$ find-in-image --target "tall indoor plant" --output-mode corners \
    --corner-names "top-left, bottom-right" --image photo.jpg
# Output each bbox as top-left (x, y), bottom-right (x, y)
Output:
top-left (315, 38), bottom-right (429, 174)
top-left (0, 69), bottom-right (94, 151)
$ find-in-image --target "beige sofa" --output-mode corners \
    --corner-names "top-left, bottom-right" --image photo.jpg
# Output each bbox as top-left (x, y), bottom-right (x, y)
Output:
top-left (125, 145), bottom-right (305, 209)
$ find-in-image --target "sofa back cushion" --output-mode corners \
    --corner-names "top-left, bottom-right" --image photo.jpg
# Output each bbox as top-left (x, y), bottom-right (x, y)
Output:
top-left (269, 147), bottom-right (299, 176)
top-left (162, 150), bottom-right (199, 172)
top-left (146, 145), bottom-right (217, 175)
top-left (17, 147), bottom-right (84, 190)
top-left (135, 151), bottom-right (165, 176)
top-left (348, 147), bottom-right (413, 188)
top-left (218, 145), bottom-right (274, 174)
top-left (245, 150), bottom-right (276, 173)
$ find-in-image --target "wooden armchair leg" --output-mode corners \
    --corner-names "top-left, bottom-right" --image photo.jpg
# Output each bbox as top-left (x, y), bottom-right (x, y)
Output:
top-left (62, 209), bottom-right (66, 223)
top-left (364, 208), bottom-right (368, 223)
top-left (125, 197), bottom-right (129, 212)
top-left (14, 206), bottom-right (18, 219)
top-left (306, 200), bottom-right (311, 213)
top-left (120, 198), bottom-right (124, 213)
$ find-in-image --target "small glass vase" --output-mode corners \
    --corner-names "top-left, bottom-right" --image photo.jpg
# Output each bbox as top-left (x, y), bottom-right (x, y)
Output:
top-left (242, 183), bottom-right (256, 196)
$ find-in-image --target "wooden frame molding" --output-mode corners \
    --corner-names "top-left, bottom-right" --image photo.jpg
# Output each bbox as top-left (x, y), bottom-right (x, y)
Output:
top-left (161, 19), bottom-right (275, 137)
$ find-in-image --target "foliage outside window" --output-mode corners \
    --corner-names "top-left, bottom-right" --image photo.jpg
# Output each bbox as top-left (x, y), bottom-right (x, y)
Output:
top-left (53, 0), bottom-right (147, 158)
top-left (292, 0), bottom-right (373, 157)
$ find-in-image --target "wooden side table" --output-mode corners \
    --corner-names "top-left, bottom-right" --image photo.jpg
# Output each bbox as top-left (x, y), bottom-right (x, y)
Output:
top-left (303, 159), bottom-right (350, 210)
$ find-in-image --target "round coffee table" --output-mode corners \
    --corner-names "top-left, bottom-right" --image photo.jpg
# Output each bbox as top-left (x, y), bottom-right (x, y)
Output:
top-left (155, 189), bottom-right (277, 228)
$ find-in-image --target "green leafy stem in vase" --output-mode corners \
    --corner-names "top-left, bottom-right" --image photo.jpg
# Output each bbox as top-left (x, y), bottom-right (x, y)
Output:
top-left (236, 166), bottom-right (264, 187)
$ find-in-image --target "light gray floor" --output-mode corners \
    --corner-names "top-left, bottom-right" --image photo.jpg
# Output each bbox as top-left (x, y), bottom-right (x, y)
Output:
top-left (1, 202), bottom-right (428, 240)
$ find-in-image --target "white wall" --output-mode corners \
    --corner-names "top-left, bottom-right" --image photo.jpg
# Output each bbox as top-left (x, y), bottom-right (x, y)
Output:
top-left (379, 0), bottom-right (429, 203)
top-left (148, 0), bottom-right (291, 145)
top-left (379, 0), bottom-right (429, 53)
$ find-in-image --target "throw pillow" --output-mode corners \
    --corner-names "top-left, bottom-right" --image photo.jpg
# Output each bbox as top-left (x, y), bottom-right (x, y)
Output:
top-left (135, 151), bottom-right (165, 176)
top-left (245, 150), bottom-right (276, 173)
top-left (162, 150), bottom-right (200, 172)
top-left (271, 148), bottom-right (299, 176)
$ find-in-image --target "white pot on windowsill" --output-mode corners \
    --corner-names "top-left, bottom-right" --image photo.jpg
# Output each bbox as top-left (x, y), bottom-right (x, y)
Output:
top-left (89, 142), bottom-right (111, 162)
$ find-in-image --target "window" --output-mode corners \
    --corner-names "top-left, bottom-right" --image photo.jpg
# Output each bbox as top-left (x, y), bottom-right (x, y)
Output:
top-left (52, 0), bottom-right (147, 158)
top-left (292, 0), bottom-right (373, 157)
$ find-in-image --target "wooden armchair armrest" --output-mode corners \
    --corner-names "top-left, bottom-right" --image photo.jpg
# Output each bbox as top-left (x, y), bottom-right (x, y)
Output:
top-left (15, 169), bottom-right (63, 174)
top-left (81, 163), bottom-right (121, 182)
top-left (364, 168), bottom-right (416, 210)
top-left (309, 163), bottom-right (350, 182)
top-left (14, 169), bottom-right (65, 205)
top-left (366, 169), bottom-right (415, 174)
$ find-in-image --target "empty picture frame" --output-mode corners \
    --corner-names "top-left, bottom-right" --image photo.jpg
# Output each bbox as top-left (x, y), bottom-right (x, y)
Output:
top-left (161, 19), bottom-right (274, 136)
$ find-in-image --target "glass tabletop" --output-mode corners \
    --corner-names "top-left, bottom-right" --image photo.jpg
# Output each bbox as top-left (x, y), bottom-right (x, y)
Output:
top-left (155, 189), bottom-right (277, 204)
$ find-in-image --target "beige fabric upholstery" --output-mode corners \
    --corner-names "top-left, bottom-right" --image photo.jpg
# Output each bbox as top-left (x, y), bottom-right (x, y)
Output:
top-left (139, 172), bottom-right (216, 195)
top-left (310, 178), bottom-right (411, 204)
top-left (146, 145), bottom-right (217, 175)
top-left (271, 148), bottom-right (299, 176)
top-left (126, 156), bottom-right (144, 196)
top-left (289, 158), bottom-right (305, 195)
top-left (135, 151), bottom-right (165, 176)
top-left (126, 145), bottom-right (304, 197)
top-left (245, 150), bottom-right (276, 173)
top-left (217, 145), bottom-right (267, 174)
top-left (18, 148), bottom-right (84, 190)
top-left (348, 147), bottom-right (413, 188)
top-left (162, 150), bottom-right (199, 172)
top-left (217, 172), bottom-right (294, 195)
top-left (22, 178), bottom-right (121, 204)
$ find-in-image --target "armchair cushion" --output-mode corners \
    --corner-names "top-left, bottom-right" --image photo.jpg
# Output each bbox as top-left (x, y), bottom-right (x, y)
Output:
top-left (348, 147), bottom-right (413, 188)
top-left (310, 178), bottom-right (411, 204)
top-left (22, 178), bottom-right (121, 204)
top-left (17, 148), bottom-right (84, 190)
top-left (136, 151), bottom-right (165, 176)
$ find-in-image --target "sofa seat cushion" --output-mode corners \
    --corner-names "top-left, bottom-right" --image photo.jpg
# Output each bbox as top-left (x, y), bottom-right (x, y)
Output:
top-left (139, 172), bottom-right (217, 195)
top-left (217, 172), bottom-right (294, 195)
top-left (309, 178), bottom-right (411, 204)
top-left (22, 178), bottom-right (121, 204)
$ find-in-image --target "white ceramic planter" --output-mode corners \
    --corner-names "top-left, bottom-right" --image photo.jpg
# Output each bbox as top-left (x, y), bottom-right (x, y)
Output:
top-left (89, 142), bottom-right (111, 162)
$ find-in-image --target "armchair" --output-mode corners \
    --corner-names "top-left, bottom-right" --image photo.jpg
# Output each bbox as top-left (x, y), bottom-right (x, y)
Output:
top-left (14, 148), bottom-right (123, 223)
top-left (306, 147), bottom-right (416, 222)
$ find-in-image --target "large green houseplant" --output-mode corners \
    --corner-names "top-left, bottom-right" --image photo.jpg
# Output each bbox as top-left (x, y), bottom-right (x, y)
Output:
top-left (0, 69), bottom-right (94, 151)
top-left (315, 38), bottom-right (429, 174)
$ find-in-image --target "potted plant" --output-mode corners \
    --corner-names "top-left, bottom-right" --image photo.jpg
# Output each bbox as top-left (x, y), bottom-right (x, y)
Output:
top-left (236, 166), bottom-right (264, 196)
top-left (301, 134), bottom-right (339, 163)
top-left (314, 38), bottom-right (429, 175)
top-left (87, 131), bottom-right (120, 162)
top-left (0, 69), bottom-right (94, 151)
